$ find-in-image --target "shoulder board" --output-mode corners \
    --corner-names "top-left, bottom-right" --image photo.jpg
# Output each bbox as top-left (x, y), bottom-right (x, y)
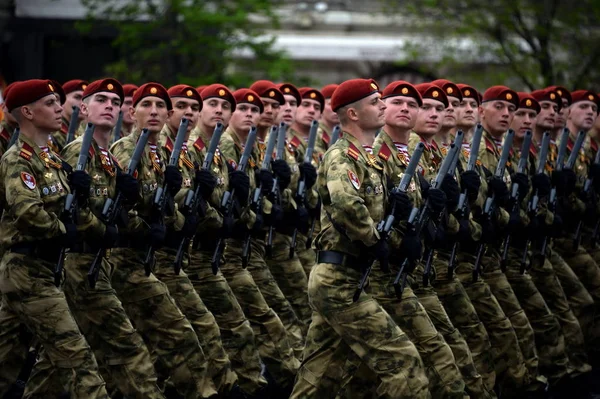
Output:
top-left (347, 142), bottom-right (360, 161)
top-left (484, 136), bottom-right (495, 153)
top-left (529, 143), bottom-right (538, 157)
top-left (60, 123), bottom-right (68, 135)
top-left (20, 142), bottom-right (34, 161)
top-left (193, 136), bottom-right (206, 152)
top-left (591, 139), bottom-right (598, 153)
top-left (567, 137), bottom-right (574, 153)
top-left (89, 146), bottom-right (96, 158)
top-left (430, 139), bottom-right (440, 151)
top-left (289, 135), bottom-right (302, 149)
top-left (0, 128), bottom-right (9, 141)
top-left (322, 131), bottom-right (330, 145)
top-left (165, 136), bottom-right (174, 154)
top-left (377, 142), bottom-right (391, 161)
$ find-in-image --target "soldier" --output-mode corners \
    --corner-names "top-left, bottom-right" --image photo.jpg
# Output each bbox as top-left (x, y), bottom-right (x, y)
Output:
top-left (110, 82), bottom-right (217, 398)
top-left (290, 78), bottom-right (430, 399)
top-left (219, 87), bottom-right (300, 394)
top-left (0, 79), bottom-right (109, 398)
top-left (51, 79), bottom-right (88, 152)
top-left (120, 83), bottom-right (138, 137)
top-left (431, 79), bottom-right (463, 147)
top-left (276, 82), bottom-right (300, 126)
top-left (0, 81), bottom-right (19, 156)
top-left (187, 83), bottom-right (270, 397)
top-left (314, 83), bottom-right (339, 156)
top-left (455, 83), bottom-right (480, 143)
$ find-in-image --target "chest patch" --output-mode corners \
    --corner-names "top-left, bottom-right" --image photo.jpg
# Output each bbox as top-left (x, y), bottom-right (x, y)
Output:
top-left (347, 170), bottom-right (361, 190)
top-left (21, 172), bottom-right (36, 190)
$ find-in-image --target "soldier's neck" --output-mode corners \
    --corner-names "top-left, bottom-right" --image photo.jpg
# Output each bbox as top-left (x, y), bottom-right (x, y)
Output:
top-left (257, 125), bottom-right (270, 141)
top-left (415, 132), bottom-right (435, 144)
top-left (291, 122), bottom-right (310, 138)
top-left (566, 121), bottom-right (587, 137)
top-left (383, 124), bottom-right (410, 144)
top-left (481, 122), bottom-right (503, 139)
top-left (533, 126), bottom-right (546, 144)
top-left (343, 124), bottom-right (377, 147)
top-left (147, 130), bottom-right (160, 144)
top-left (93, 128), bottom-right (112, 149)
top-left (323, 119), bottom-right (336, 132)
top-left (456, 125), bottom-right (474, 143)
top-left (200, 123), bottom-right (214, 140)
top-left (21, 126), bottom-right (51, 147)
top-left (436, 128), bottom-right (452, 145)
top-left (123, 122), bottom-right (134, 133)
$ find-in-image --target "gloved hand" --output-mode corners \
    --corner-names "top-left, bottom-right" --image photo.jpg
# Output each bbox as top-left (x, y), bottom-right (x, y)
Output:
top-left (488, 176), bottom-right (509, 207)
top-left (299, 162), bottom-right (317, 190)
top-left (264, 204), bottom-right (284, 227)
top-left (181, 214), bottom-right (199, 238)
top-left (164, 165), bottom-right (183, 197)
top-left (195, 169), bottom-right (217, 200)
top-left (389, 189), bottom-right (413, 221)
top-left (116, 172), bottom-right (139, 203)
top-left (308, 197), bottom-right (321, 218)
top-left (507, 211), bottom-right (524, 234)
top-left (531, 173), bottom-right (551, 198)
top-left (229, 170), bottom-right (250, 206)
top-left (257, 169), bottom-right (274, 195)
top-left (398, 230), bottom-right (422, 273)
top-left (68, 170), bottom-right (91, 202)
top-left (251, 213), bottom-right (264, 234)
top-left (511, 172), bottom-right (530, 200)
top-left (103, 224), bottom-right (119, 248)
top-left (590, 163), bottom-right (600, 180)
top-left (149, 223), bottom-right (166, 248)
top-left (272, 159), bottom-right (291, 190)
top-left (61, 221), bottom-right (78, 247)
top-left (550, 213), bottom-right (563, 238)
top-left (425, 188), bottom-right (447, 213)
top-left (369, 239), bottom-right (389, 271)
top-left (440, 175), bottom-right (460, 210)
top-left (480, 217), bottom-right (497, 243)
top-left (552, 169), bottom-right (576, 196)
top-left (460, 170), bottom-right (481, 199)
top-left (296, 206), bottom-right (310, 234)
top-left (220, 215), bottom-right (235, 238)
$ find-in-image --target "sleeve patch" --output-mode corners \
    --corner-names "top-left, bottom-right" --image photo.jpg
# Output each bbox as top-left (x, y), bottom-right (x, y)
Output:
top-left (21, 171), bottom-right (36, 190)
top-left (347, 170), bottom-right (361, 190)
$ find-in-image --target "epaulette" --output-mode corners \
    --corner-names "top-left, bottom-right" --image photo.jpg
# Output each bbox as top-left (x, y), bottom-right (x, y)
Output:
top-left (20, 142), bottom-right (34, 161)
top-left (60, 122), bottom-right (68, 135)
top-left (193, 136), bottom-right (206, 152)
top-left (165, 136), bottom-right (174, 154)
top-left (89, 146), bottom-right (96, 158)
top-left (567, 137), bottom-right (574, 153)
top-left (430, 139), bottom-right (440, 152)
top-left (377, 142), bottom-right (391, 161)
top-left (0, 128), bottom-right (9, 141)
top-left (484, 136), bottom-right (495, 153)
top-left (347, 142), bottom-right (360, 161)
top-left (529, 142), bottom-right (538, 157)
top-left (322, 131), bottom-right (330, 145)
top-left (591, 139), bottom-right (599, 153)
top-left (289, 135), bottom-right (301, 151)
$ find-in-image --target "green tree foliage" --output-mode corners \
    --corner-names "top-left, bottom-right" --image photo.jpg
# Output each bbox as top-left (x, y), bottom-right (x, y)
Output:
top-left (78, 0), bottom-right (298, 87)
top-left (382, 0), bottom-right (600, 90)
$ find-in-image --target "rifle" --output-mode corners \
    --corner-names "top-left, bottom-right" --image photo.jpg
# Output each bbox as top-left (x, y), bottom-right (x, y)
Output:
top-left (589, 146), bottom-right (600, 247)
top-left (87, 128), bottom-right (150, 288)
top-left (568, 130), bottom-right (588, 250)
top-left (422, 143), bottom-right (460, 287)
top-left (242, 125), bottom-right (277, 268)
top-left (353, 142), bottom-right (425, 302)
top-left (265, 122), bottom-right (287, 258)
top-left (448, 124), bottom-right (483, 279)
top-left (473, 129), bottom-right (514, 281)
top-left (174, 122), bottom-right (224, 275)
top-left (66, 106), bottom-right (80, 145)
top-left (8, 127), bottom-right (20, 149)
top-left (500, 130), bottom-right (532, 270)
top-left (143, 118), bottom-right (189, 275)
top-left (212, 127), bottom-right (257, 271)
top-left (111, 110), bottom-right (124, 145)
top-left (292, 119), bottom-right (319, 258)
top-left (524, 132), bottom-right (550, 268)
top-left (55, 122), bottom-right (95, 287)
top-left (329, 125), bottom-right (341, 147)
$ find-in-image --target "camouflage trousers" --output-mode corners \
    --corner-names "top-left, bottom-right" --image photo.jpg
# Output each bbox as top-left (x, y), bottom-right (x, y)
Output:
top-left (296, 233), bottom-right (317, 281)
top-left (222, 237), bottom-right (300, 389)
top-left (26, 254), bottom-right (163, 399)
top-left (154, 247), bottom-right (237, 396)
top-left (529, 250), bottom-right (591, 377)
top-left (455, 252), bottom-right (529, 396)
top-left (187, 247), bottom-right (267, 395)
top-left (109, 248), bottom-right (215, 399)
top-left (0, 252), bottom-right (108, 398)
top-left (290, 262), bottom-right (430, 399)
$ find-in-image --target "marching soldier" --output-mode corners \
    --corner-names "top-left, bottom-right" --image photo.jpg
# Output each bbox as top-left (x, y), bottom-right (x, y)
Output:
top-left (455, 83), bottom-right (480, 142)
top-left (431, 79), bottom-right (463, 147)
top-left (51, 79), bottom-right (87, 152)
top-left (120, 83), bottom-right (138, 137)
top-left (0, 81), bottom-right (19, 156)
top-left (314, 83), bottom-right (340, 156)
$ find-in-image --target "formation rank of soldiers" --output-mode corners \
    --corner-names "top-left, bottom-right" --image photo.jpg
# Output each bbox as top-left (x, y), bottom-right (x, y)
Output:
top-left (0, 76), bottom-right (600, 399)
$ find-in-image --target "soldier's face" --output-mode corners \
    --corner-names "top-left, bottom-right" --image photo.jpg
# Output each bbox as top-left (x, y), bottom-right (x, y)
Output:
top-left (384, 95), bottom-right (419, 130)
top-left (536, 101), bottom-right (557, 131)
top-left (295, 99), bottom-right (321, 128)
top-left (414, 98), bottom-right (445, 137)
top-left (230, 103), bottom-right (261, 133)
top-left (323, 98), bottom-right (339, 126)
top-left (479, 100), bottom-right (515, 137)
top-left (201, 98), bottom-right (232, 129)
top-left (568, 101), bottom-right (598, 131)
top-left (456, 98), bottom-right (478, 128)
top-left (63, 90), bottom-right (84, 121)
top-left (82, 92), bottom-right (122, 129)
top-left (511, 108), bottom-right (537, 139)
top-left (169, 98), bottom-right (200, 135)
top-left (556, 98), bottom-right (569, 128)
top-left (354, 93), bottom-right (386, 131)
top-left (442, 95), bottom-right (460, 129)
top-left (279, 94), bottom-right (297, 125)
top-left (594, 112), bottom-right (600, 132)
top-left (131, 96), bottom-right (169, 133)
top-left (121, 96), bottom-right (135, 124)
top-left (24, 93), bottom-right (63, 131)
top-left (258, 98), bottom-right (280, 128)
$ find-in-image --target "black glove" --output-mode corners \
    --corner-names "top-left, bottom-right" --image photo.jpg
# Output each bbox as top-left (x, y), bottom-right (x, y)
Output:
top-left (552, 169), bottom-right (576, 196)
top-left (103, 224), bottom-right (119, 248)
top-left (149, 223), bottom-right (166, 248)
top-left (264, 204), bottom-right (284, 228)
top-left (511, 173), bottom-right (530, 201)
top-left (308, 197), bottom-right (321, 218)
top-left (68, 170), bottom-right (91, 202)
top-left (299, 162), bottom-right (317, 190)
top-left (389, 189), bottom-right (413, 221)
top-left (257, 169), bottom-right (274, 195)
top-left (531, 173), bottom-right (551, 198)
top-left (116, 172), bottom-right (139, 203)
top-left (550, 213), bottom-right (563, 238)
top-left (398, 230), bottom-right (422, 273)
top-left (480, 217), bottom-right (497, 244)
top-left (368, 239), bottom-right (389, 271)
top-left (195, 169), bottom-right (217, 201)
top-left (181, 214), bottom-right (198, 238)
top-left (272, 159), bottom-right (291, 190)
top-left (296, 206), bottom-right (310, 234)
top-left (164, 165), bottom-right (183, 197)
top-left (460, 170), bottom-right (481, 199)
top-left (440, 175), bottom-right (460, 210)
top-left (220, 216), bottom-right (235, 238)
top-left (507, 211), bottom-right (524, 234)
top-left (425, 188), bottom-right (447, 213)
top-left (488, 177), bottom-right (509, 207)
top-left (251, 213), bottom-right (264, 234)
top-left (590, 163), bottom-right (600, 180)
top-left (61, 222), bottom-right (78, 247)
top-left (229, 170), bottom-right (250, 206)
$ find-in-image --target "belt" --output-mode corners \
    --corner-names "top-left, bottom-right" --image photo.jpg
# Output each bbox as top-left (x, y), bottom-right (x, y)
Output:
top-left (316, 250), bottom-right (363, 272)
top-left (9, 242), bottom-right (61, 263)
top-left (192, 238), bottom-right (219, 252)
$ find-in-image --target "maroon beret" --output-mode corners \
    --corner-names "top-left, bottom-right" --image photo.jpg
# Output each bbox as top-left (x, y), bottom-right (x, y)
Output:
top-left (49, 80), bottom-right (66, 105)
top-left (516, 92), bottom-right (540, 113)
top-left (320, 84), bottom-right (339, 99)
top-left (249, 80), bottom-right (285, 105)
top-left (331, 78), bottom-right (380, 112)
top-left (195, 85), bottom-right (207, 94)
top-left (546, 86), bottom-right (572, 106)
top-left (3, 81), bottom-right (21, 103)
top-left (382, 80), bottom-right (423, 106)
top-left (133, 82), bottom-right (172, 111)
top-left (233, 89), bottom-right (264, 114)
top-left (5, 79), bottom-right (66, 112)
top-left (83, 78), bottom-right (124, 103)
top-left (278, 83), bottom-right (301, 104)
top-left (431, 79), bottom-right (463, 101)
top-left (531, 88), bottom-right (561, 111)
top-left (570, 90), bottom-right (600, 108)
top-left (482, 85), bottom-right (519, 108)
top-left (201, 84), bottom-right (236, 111)
top-left (456, 83), bottom-right (480, 105)
top-left (122, 84), bottom-right (138, 98)
top-left (168, 84), bottom-right (203, 109)
top-left (415, 83), bottom-right (449, 108)
top-left (62, 79), bottom-right (88, 95)
top-left (299, 87), bottom-right (325, 110)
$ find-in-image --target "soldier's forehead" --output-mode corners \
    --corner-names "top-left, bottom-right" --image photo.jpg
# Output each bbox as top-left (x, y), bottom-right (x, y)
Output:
top-left (261, 98), bottom-right (279, 105)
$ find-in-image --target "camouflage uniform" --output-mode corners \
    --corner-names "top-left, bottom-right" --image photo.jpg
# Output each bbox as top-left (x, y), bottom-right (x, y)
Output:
top-left (290, 134), bottom-right (430, 399)
top-left (0, 119), bottom-right (16, 158)
top-left (314, 121), bottom-right (333, 157)
top-left (219, 127), bottom-right (301, 389)
top-left (186, 127), bottom-right (268, 395)
top-left (0, 135), bottom-right (109, 398)
top-left (111, 129), bottom-right (217, 398)
top-left (49, 117), bottom-right (70, 154)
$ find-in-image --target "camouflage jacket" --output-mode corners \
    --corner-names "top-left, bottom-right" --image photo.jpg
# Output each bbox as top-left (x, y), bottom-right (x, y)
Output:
top-left (0, 120), bottom-right (16, 159)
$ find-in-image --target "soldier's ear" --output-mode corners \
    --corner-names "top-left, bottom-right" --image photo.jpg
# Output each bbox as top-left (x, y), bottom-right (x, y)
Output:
top-left (129, 105), bottom-right (137, 122)
top-left (167, 109), bottom-right (174, 119)
top-left (20, 105), bottom-right (34, 121)
top-left (80, 102), bottom-right (89, 117)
